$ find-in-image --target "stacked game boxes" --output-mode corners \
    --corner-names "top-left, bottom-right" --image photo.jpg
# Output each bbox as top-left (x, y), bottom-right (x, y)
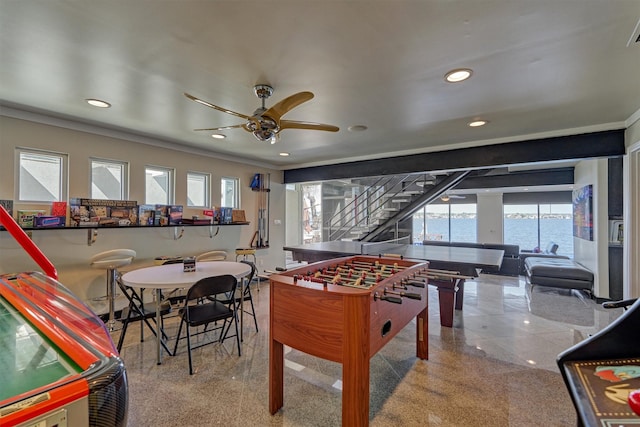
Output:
top-left (70, 198), bottom-right (138, 227)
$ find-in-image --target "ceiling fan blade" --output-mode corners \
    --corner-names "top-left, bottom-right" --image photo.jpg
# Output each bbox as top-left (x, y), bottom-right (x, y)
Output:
top-left (184, 93), bottom-right (251, 120)
top-left (193, 124), bottom-right (245, 131)
top-left (280, 120), bottom-right (339, 132)
top-left (264, 92), bottom-right (314, 121)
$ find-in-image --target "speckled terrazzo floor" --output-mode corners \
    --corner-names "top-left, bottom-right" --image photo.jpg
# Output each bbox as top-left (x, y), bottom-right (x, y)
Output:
top-left (114, 274), bottom-right (623, 427)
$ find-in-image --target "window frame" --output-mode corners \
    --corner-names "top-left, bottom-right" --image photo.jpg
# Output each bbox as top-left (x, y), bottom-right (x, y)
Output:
top-left (186, 171), bottom-right (210, 208)
top-left (145, 165), bottom-right (175, 205)
top-left (89, 157), bottom-right (129, 200)
top-left (220, 176), bottom-right (239, 208)
top-left (15, 147), bottom-right (68, 203)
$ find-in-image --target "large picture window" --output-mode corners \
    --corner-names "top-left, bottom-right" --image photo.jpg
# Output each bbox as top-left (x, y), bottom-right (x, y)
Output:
top-left (17, 148), bottom-right (68, 202)
top-left (90, 158), bottom-right (128, 200)
top-left (145, 166), bottom-right (174, 205)
top-left (413, 203), bottom-right (476, 243)
top-left (504, 203), bottom-right (573, 255)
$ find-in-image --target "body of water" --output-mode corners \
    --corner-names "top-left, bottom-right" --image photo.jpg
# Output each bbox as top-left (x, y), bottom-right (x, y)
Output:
top-left (414, 218), bottom-right (574, 255)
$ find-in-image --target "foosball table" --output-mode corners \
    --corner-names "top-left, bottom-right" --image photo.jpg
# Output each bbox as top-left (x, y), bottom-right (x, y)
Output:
top-left (269, 255), bottom-right (429, 426)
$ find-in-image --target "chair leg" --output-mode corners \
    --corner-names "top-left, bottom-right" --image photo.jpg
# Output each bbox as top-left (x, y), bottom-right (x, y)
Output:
top-left (219, 314), bottom-right (241, 356)
top-left (117, 320), bottom-right (129, 352)
top-left (139, 289), bottom-right (145, 342)
top-left (234, 312), bottom-right (241, 356)
top-left (246, 288), bottom-right (258, 332)
top-left (160, 315), bottom-right (168, 341)
top-left (173, 318), bottom-right (185, 356)
top-left (186, 323), bottom-right (194, 375)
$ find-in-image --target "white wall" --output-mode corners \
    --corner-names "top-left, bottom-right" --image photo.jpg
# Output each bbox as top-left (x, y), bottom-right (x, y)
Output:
top-left (624, 114), bottom-right (640, 298)
top-left (476, 193), bottom-right (504, 243)
top-left (0, 115), bottom-right (286, 312)
top-left (285, 186), bottom-right (301, 246)
top-left (573, 158), bottom-right (609, 298)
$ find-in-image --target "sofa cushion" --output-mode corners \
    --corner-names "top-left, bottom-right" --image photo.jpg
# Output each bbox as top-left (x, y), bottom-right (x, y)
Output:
top-left (525, 257), bottom-right (593, 291)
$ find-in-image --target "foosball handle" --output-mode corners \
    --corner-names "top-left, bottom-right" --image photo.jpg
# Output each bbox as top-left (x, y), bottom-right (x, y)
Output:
top-left (402, 292), bottom-right (422, 300)
top-left (374, 292), bottom-right (402, 304)
top-left (630, 389), bottom-right (640, 416)
top-left (406, 280), bottom-right (425, 288)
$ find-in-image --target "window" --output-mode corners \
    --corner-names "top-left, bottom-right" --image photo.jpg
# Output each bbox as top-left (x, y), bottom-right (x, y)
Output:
top-left (504, 203), bottom-right (573, 255)
top-left (412, 203), bottom-right (476, 243)
top-left (187, 171), bottom-right (210, 207)
top-left (221, 177), bottom-right (239, 208)
top-left (90, 158), bottom-right (128, 200)
top-left (145, 166), bottom-right (174, 205)
top-left (17, 148), bottom-right (68, 202)
top-left (450, 204), bottom-right (477, 242)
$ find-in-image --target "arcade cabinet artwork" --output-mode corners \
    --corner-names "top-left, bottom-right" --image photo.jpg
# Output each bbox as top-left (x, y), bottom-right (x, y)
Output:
top-left (269, 255), bottom-right (429, 427)
top-left (557, 297), bottom-right (640, 424)
top-left (250, 173), bottom-right (270, 248)
top-left (0, 205), bottom-right (129, 427)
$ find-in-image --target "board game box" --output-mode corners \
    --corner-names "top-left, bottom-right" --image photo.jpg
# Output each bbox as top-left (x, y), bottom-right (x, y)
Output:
top-left (70, 198), bottom-right (138, 227)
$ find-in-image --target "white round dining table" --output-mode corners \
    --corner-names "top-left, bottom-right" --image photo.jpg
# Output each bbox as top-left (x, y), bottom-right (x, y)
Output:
top-left (121, 261), bottom-right (251, 364)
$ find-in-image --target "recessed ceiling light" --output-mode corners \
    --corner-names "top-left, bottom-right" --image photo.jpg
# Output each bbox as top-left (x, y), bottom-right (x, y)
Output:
top-left (279, 152), bottom-right (290, 157)
top-left (211, 134), bottom-right (226, 139)
top-left (86, 98), bottom-right (111, 108)
top-left (347, 125), bottom-right (368, 132)
top-left (468, 120), bottom-right (487, 127)
top-left (445, 68), bottom-right (473, 83)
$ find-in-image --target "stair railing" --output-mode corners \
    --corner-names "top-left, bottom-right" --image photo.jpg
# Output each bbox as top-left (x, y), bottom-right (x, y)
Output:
top-left (327, 174), bottom-right (425, 241)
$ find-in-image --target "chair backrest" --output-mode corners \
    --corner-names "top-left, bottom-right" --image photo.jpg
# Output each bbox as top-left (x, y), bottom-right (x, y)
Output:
top-left (545, 242), bottom-right (559, 254)
top-left (186, 274), bottom-right (237, 302)
top-left (90, 249), bottom-right (136, 268)
top-left (196, 250), bottom-right (228, 262)
top-left (239, 260), bottom-right (256, 282)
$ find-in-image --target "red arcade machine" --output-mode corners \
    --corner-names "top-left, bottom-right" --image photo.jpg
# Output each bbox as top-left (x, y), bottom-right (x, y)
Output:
top-left (0, 205), bottom-right (128, 427)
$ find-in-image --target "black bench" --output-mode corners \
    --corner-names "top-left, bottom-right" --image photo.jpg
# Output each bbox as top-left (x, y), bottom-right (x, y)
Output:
top-left (524, 256), bottom-right (594, 293)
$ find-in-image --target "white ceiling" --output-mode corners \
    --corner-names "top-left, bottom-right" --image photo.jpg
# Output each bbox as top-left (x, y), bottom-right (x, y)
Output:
top-left (1, 1), bottom-right (639, 170)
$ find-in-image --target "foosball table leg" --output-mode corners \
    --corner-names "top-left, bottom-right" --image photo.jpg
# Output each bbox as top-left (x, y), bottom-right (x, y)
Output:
top-left (269, 339), bottom-right (284, 415)
top-left (416, 307), bottom-right (428, 359)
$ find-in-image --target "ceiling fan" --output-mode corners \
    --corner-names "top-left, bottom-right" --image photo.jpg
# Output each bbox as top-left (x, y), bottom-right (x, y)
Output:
top-left (185, 85), bottom-right (339, 144)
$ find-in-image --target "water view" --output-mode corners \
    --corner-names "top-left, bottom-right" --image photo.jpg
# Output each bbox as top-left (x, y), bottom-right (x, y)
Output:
top-left (413, 217), bottom-right (574, 256)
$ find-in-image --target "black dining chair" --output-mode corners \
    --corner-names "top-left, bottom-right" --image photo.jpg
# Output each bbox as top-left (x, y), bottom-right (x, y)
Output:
top-left (116, 281), bottom-right (173, 354)
top-left (216, 260), bottom-right (259, 333)
top-left (172, 274), bottom-right (241, 374)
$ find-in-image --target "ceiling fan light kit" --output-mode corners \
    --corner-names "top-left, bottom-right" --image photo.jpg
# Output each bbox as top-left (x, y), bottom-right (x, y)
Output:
top-left (186, 84), bottom-right (339, 144)
top-left (440, 193), bottom-right (466, 202)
